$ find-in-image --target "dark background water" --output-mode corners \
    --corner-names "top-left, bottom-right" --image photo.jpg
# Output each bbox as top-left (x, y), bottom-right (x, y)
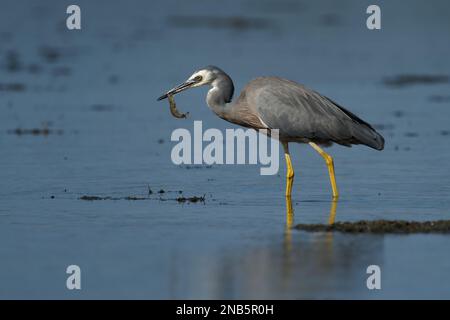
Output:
top-left (0, 0), bottom-right (450, 299)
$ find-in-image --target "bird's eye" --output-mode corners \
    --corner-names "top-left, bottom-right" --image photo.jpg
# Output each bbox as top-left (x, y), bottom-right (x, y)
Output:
top-left (194, 75), bottom-right (203, 82)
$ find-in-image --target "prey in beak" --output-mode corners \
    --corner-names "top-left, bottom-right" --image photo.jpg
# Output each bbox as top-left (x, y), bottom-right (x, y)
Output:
top-left (157, 78), bottom-right (201, 101)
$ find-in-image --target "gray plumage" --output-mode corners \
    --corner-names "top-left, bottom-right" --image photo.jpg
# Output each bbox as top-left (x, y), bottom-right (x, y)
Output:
top-left (157, 65), bottom-right (384, 199)
top-left (158, 65), bottom-right (385, 150)
top-left (235, 77), bottom-right (384, 149)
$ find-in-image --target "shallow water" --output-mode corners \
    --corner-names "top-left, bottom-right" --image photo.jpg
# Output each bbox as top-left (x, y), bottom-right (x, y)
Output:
top-left (1, 0), bottom-right (450, 299)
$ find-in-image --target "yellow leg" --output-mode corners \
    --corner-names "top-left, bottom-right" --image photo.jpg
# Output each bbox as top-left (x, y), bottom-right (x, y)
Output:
top-left (328, 200), bottom-right (337, 225)
top-left (309, 142), bottom-right (339, 200)
top-left (282, 142), bottom-right (295, 197)
top-left (284, 195), bottom-right (294, 252)
top-left (285, 195), bottom-right (294, 229)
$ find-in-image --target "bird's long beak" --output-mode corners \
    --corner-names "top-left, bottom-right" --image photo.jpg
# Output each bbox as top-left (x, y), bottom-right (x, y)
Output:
top-left (157, 79), bottom-right (199, 101)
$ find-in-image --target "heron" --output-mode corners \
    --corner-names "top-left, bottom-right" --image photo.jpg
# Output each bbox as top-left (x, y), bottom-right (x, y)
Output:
top-left (158, 66), bottom-right (384, 199)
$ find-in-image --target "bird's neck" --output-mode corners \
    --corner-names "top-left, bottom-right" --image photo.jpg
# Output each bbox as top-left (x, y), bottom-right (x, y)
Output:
top-left (206, 77), bottom-right (234, 119)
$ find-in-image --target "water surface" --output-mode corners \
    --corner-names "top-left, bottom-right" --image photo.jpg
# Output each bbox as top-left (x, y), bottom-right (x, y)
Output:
top-left (1, 0), bottom-right (450, 299)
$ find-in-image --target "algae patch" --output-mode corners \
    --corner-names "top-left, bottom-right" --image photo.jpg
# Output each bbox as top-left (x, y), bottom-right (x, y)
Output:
top-left (295, 220), bottom-right (450, 234)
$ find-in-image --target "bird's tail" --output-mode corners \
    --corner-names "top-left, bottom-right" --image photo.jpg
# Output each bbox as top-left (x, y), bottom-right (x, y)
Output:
top-left (328, 99), bottom-right (385, 150)
top-left (351, 123), bottom-right (385, 150)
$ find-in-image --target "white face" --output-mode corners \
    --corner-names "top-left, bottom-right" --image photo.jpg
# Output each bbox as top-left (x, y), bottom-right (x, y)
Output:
top-left (187, 69), bottom-right (215, 87)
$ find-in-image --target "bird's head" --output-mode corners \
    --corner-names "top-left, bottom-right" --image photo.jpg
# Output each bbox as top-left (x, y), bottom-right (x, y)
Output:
top-left (157, 66), bottom-right (224, 101)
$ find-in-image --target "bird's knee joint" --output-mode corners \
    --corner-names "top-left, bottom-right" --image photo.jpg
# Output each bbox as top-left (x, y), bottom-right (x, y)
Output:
top-left (286, 168), bottom-right (294, 178)
top-left (325, 156), bottom-right (334, 166)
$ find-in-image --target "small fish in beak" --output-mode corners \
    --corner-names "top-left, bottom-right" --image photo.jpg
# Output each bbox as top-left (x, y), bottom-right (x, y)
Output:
top-left (157, 76), bottom-right (202, 118)
top-left (167, 94), bottom-right (188, 119)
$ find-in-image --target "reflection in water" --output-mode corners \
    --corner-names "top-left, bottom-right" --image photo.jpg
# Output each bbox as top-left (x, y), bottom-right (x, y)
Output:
top-left (167, 198), bottom-right (384, 299)
top-left (284, 196), bottom-right (294, 253)
top-left (187, 198), bottom-right (385, 299)
top-left (282, 196), bottom-right (338, 292)
top-left (284, 196), bottom-right (338, 251)
top-left (165, 198), bottom-right (383, 299)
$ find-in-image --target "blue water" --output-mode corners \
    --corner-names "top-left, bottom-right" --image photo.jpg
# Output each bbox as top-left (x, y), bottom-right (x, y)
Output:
top-left (1, 0), bottom-right (450, 299)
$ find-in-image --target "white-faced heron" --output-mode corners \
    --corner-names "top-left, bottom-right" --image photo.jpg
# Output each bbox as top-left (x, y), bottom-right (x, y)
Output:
top-left (158, 66), bottom-right (384, 199)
